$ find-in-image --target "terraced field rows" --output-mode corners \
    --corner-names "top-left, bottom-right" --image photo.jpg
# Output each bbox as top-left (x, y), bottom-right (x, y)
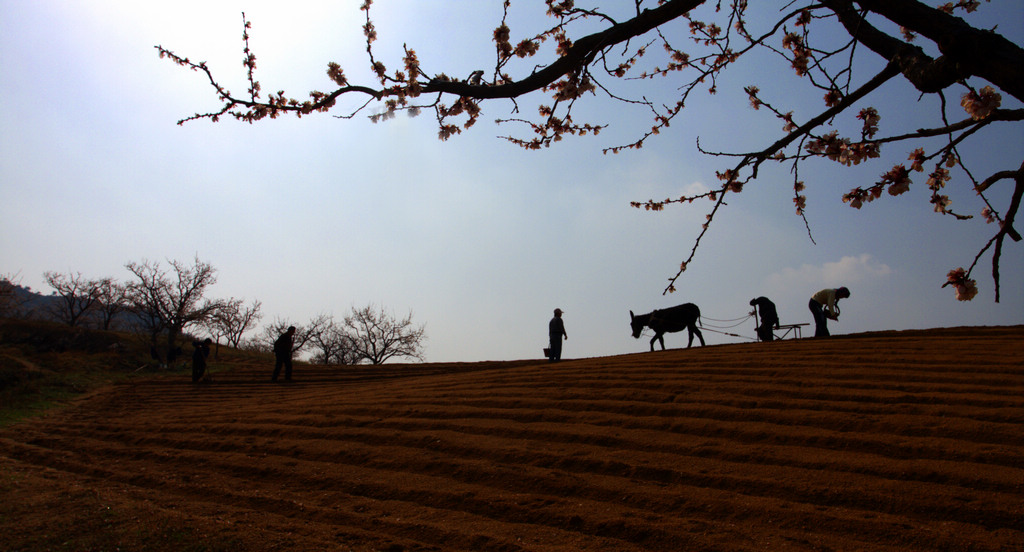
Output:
top-left (2, 326), bottom-right (1022, 551)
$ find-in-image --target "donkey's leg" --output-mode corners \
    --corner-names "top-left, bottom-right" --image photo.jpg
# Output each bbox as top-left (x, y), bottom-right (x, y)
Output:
top-left (655, 333), bottom-right (666, 351)
top-left (687, 324), bottom-right (706, 347)
top-left (650, 332), bottom-right (667, 351)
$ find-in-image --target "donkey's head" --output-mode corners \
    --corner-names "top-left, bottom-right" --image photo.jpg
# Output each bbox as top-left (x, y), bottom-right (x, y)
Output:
top-left (629, 310), bottom-right (645, 339)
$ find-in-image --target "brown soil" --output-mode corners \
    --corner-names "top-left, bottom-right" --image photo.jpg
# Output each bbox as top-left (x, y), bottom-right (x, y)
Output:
top-left (2, 326), bottom-right (1022, 551)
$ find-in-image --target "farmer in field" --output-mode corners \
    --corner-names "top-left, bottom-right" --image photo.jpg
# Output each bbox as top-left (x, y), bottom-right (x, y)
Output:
top-left (548, 308), bottom-right (568, 362)
top-left (272, 326), bottom-right (296, 382)
top-left (808, 287), bottom-right (850, 337)
top-left (191, 338), bottom-right (212, 382)
top-left (750, 297), bottom-right (779, 342)
top-left (166, 344), bottom-right (183, 368)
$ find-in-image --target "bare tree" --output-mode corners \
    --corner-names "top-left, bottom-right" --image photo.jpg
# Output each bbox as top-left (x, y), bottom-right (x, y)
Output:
top-left (306, 316), bottom-right (360, 365)
top-left (93, 277), bottom-right (129, 330)
top-left (159, 1), bottom-right (1022, 301)
top-left (43, 271), bottom-right (102, 327)
top-left (130, 303), bottom-right (166, 357)
top-left (344, 304), bottom-right (426, 365)
top-left (201, 297), bottom-right (240, 358)
top-left (207, 298), bottom-right (263, 349)
top-left (124, 256), bottom-right (228, 361)
top-left (238, 336), bottom-right (271, 355)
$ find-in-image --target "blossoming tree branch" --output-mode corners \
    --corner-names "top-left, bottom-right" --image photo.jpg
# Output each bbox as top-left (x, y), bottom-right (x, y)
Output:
top-left (156, 0), bottom-right (1023, 302)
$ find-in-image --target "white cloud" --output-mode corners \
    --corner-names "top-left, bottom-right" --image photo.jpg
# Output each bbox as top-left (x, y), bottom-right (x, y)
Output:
top-left (766, 254), bottom-right (892, 289)
top-left (682, 180), bottom-right (711, 197)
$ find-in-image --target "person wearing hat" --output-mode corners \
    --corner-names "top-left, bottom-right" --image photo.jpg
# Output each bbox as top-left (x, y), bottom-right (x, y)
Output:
top-left (749, 297), bottom-right (779, 342)
top-left (191, 337), bottom-right (212, 382)
top-left (272, 326), bottom-right (297, 382)
top-left (548, 308), bottom-right (568, 362)
top-left (808, 287), bottom-right (850, 337)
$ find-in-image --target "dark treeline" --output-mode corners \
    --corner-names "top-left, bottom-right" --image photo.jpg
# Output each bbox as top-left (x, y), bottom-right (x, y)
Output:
top-left (0, 258), bottom-right (425, 365)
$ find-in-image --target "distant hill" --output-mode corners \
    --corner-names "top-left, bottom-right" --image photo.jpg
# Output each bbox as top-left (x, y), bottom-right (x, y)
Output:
top-left (1, 283), bottom-right (59, 320)
top-left (1, 283), bottom-right (140, 331)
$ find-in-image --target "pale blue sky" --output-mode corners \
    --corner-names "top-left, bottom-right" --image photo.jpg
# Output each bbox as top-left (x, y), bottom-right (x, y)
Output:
top-left (2, 1), bottom-right (1022, 361)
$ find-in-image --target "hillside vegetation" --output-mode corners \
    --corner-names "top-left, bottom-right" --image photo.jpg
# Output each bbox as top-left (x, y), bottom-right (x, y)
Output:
top-left (0, 319), bottom-right (269, 425)
top-left (1, 323), bottom-right (1022, 551)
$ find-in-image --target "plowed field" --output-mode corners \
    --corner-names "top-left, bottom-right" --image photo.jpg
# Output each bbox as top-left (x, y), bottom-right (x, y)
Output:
top-left (2, 326), bottom-right (1022, 551)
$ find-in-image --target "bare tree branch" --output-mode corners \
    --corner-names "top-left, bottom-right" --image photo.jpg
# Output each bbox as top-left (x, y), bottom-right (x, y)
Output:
top-left (158, 0), bottom-right (1023, 301)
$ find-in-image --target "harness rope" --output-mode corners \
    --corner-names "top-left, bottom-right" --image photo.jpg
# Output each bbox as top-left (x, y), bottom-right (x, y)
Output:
top-left (699, 314), bottom-right (754, 330)
top-left (697, 326), bottom-right (758, 341)
top-left (700, 314), bottom-right (754, 323)
top-left (699, 310), bottom-right (757, 341)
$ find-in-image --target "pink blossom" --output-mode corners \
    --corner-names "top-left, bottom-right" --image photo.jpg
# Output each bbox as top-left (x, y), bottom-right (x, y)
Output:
top-left (927, 168), bottom-right (950, 191)
top-left (946, 267), bottom-right (978, 301)
top-left (956, 282), bottom-right (978, 301)
top-left (908, 148), bottom-right (926, 172)
top-left (932, 194), bottom-right (952, 213)
top-left (960, 86), bottom-right (1001, 120)
top-left (857, 107), bottom-right (880, 139)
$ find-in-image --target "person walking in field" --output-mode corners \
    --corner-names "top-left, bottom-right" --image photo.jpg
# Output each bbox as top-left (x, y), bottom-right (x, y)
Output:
top-left (548, 308), bottom-right (567, 362)
top-left (808, 287), bottom-right (850, 337)
top-left (750, 297), bottom-right (779, 342)
top-left (191, 338), bottom-right (212, 382)
top-left (272, 326), bottom-right (296, 382)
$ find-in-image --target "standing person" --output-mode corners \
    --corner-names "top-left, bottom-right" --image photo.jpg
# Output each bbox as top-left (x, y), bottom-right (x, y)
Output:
top-left (808, 287), bottom-right (850, 337)
top-left (150, 345), bottom-right (166, 369)
top-left (166, 344), bottom-right (182, 368)
top-left (750, 297), bottom-right (779, 342)
top-left (548, 308), bottom-right (568, 362)
top-left (272, 326), bottom-right (296, 382)
top-left (191, 338), bottom-right (212, 382)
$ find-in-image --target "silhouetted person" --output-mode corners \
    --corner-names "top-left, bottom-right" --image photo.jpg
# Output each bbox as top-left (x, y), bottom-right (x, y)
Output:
top-left (191, 338), bottom-right (212, 382)
top-left (166, 345), bottom-right (182, 367)
top-left (272, 326), bottom-right (296, 382)
top-left (750, 297), bottom-right (780, 342)
top-left (548, 308), bottom-right (567, 362)
top-left (150, 344), bottom-right (166, 368)
top-left (809, 287), bottom-right (850, 337)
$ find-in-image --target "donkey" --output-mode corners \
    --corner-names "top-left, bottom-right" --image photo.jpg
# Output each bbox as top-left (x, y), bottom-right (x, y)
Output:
top-left (630, 303), bottom-right (705, 351)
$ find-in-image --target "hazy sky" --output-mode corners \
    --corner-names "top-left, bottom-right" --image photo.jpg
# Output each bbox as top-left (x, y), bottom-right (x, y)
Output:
top-left (2, 1), bottom-right (1022, 362)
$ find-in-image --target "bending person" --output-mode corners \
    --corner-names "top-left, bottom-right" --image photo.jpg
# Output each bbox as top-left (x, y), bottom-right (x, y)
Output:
top-left (749, 297), bottom-right (779, 342)
top-left (808, 287), bottom-right (849, 337)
